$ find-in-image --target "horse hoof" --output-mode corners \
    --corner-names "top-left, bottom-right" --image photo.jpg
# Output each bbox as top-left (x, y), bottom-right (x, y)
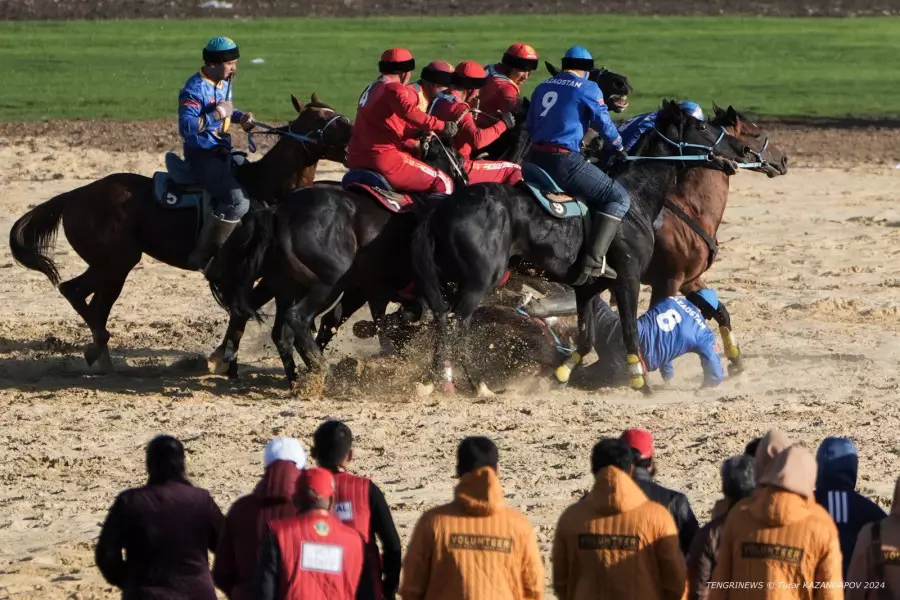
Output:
top-left (641, 383), bottom-right (653, 397)
top-left (95, 350), bottom-right (114, 374)
top-left (415, 382), bottom-right (435, 397)
top-left (629, 375), bottom-right (646, 390)
top-left (476, 382), bottom-right (495, 398)
top-left (84, 344), bottom-right (100, 366)
top-left (207, 348), bottom-right (230, 375)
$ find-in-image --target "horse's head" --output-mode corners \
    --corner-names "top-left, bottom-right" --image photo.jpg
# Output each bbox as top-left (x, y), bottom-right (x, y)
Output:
top-left (711, 104), bottom-right (788, 177)
top-left (544, 61), bottom-right (632, 113)
top-left (287, 93), bottom-right (353, 165)
top-left (651, 99), bottom-right (752, 176)
top-left (421, 133), bottom-right (469, 189)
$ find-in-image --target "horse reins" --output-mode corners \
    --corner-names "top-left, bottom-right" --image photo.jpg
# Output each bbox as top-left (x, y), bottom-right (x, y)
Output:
top-left (422, 131), bottom-right (468, 184)
top-left (246, 112), bottom-right (348, 154)
top-left (623, 126), bottom-right (727, 164)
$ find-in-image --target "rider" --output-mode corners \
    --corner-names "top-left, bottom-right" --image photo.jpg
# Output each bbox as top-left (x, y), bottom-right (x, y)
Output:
top-left (410, 61), bottom-right (454, 112)
top-left (619, 101), bottom-right (705, 152)
top-left (178, 36), bottom-right (255, 271)
top-left (346, 48), bottom-right (459, 195)
top-left (477, 43), bottom-right (539, 128)
top-left (525, 45), bottom-right (630, 280)
top-left (428, 61), bottom-right (522, 185)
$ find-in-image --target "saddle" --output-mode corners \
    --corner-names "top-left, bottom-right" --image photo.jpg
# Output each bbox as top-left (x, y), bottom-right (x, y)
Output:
top-left (341, 169), bottom-right (417, 213)
top-left (520, 163), bottom-right (588, 219)
top-left (151, 152), bottom-right (248, 215)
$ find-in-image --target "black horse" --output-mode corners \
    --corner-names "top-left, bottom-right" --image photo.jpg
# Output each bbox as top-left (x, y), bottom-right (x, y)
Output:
top-left (411, 100), bottom-right (752, 395)
top-left (207, 137), bottom-right (466, 393)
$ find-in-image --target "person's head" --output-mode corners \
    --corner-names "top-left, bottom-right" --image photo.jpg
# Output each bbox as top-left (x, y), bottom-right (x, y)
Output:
top-left (759, 445), bottom-right (817, 499)
top-left (451, 61), bottom-right (488, 104)
top-left (744, 437), bottom-right (762, 457)
top-left (620, 428), bottom-right (654, 474)
top-left (295, 467), bottom-right (336, 512)
top-left (501, 43), bottom-right (539, 85)
top-left (561, 45), bottom-right (594, 77)
top-left (815, 436), bottom-right (859, 490)
top-left (754, 428), bottom-right (792, 481)
top-left (721, 455), bottom-right (755, 502)
top-left (264, 436), bottom-right (307, 470)
top-left (591, 438), bottom-right (637, 475)
top-left (202, 36), bottom-right (239, 82)
top-left (419, 61), bottom-right (453, 102)
top-left (379, 48), bottom-right (416, 85)
top-left (146, 435), bottom-right (188, 485)
top-left (679, 101), bottom-right (705, 121)
top-left (311, 420), bottom-right (353, 471)
top-left (456, 436), bottom-right (499, 477)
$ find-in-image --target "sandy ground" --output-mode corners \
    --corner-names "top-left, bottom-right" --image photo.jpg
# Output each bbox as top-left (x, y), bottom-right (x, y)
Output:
top-left (1, 134), bottom-right (900, 599)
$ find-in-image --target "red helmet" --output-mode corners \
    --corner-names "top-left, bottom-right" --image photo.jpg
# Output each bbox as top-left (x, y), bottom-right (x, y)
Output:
top-left (502, 43), bottom-right (539, 71)
top-left (379, 48), bottom-right (415, 74)
top-left (452, 60), bottom-right (487, 90)
top-left (420, 60), bottom-right (453, 86)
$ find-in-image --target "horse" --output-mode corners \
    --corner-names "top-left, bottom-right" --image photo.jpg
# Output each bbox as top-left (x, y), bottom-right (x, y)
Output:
top-left (411, 100), bottom-right (753, 396)
top-left (207, 135), bottom-right (467, 393)
top-left (644, 104), bottom-right (788, 375)
top-left (9, 94), bottom-right (352, 371)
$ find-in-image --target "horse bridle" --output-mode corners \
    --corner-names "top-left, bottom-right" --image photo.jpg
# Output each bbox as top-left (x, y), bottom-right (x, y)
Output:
top-left (422, 131), bottom-right (468, 185)
top-left (624, 125), bottom-right (728, 164)
top-left (246, 110), bottom-right (349, 155)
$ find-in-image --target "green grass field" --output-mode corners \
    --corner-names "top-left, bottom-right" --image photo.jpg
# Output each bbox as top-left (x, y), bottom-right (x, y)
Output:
top-left (1, 15), bottom-right (898, 122)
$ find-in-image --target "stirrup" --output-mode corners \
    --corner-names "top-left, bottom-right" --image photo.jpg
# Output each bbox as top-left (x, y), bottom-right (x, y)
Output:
top-left (584, 256), bottom-right (617, 280)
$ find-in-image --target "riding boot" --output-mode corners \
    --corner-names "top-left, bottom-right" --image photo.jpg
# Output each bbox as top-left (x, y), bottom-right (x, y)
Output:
top-left (582, 212), bottom-right (621, 280)
top-left (186, 216), bottom-right (239, 272)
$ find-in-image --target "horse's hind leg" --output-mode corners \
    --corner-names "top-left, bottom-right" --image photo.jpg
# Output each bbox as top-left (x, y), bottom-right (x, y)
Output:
top-left (316, 288), bottom-right (366, 351)
top-left (271, 295), bottom-right (299, 388)
top-left (448, 279), bottom-right (495, 395)
top-left (210, 279), bottom-right (275, 378)
top-left (684, 283), bottom-right (743, 374)
top-left (286, 284), bottom-right (336, 397)
top-left (613, 266), bottom-right (650, 394)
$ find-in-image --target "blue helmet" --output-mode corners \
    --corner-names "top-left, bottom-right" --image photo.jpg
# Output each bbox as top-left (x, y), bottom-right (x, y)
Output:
top-left (679, 101), bottom-right (704, 121)
top-left (203, 36), bottom-right (240, 64)
top-left (561, 45), bottom-right (594, 72)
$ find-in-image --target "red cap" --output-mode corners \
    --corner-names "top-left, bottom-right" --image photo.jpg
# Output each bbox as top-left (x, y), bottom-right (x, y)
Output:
top-left (296, 467), bottom-right (336, 500)
top-left (452, 61), bottom-right (488, 89)
top-left (420, 61), bottom-right (454, 86)
top-left (379, 48), bottom-right (415, 74)
top-left (502, 43), bottom-right (539, 71)
top-left (621, 428), bottom-right (654, 459)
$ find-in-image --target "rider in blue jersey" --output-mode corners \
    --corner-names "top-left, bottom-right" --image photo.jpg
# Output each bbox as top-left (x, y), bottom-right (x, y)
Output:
top-left (525, 46), bottom-right (630, 280)
top-left (619, 101), bottom-right (705, 152)
top-left (582, 294), bottom-right (724, 388)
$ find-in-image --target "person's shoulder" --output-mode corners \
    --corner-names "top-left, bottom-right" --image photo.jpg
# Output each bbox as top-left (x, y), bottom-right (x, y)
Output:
top-left (501, 504), bottom-right (537, 530)
top-left (224, 492), bottom-right (258, 519)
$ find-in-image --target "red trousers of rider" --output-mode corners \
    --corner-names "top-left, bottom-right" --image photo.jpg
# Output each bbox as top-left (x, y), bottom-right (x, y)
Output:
top-left (465, 160), bottom-right (523, 185)
top-left (358, 150), bottom-right (454, 194)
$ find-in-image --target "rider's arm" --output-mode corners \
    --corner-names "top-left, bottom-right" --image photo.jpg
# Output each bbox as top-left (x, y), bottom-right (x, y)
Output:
top-left (386, 82), bottom-right (446, 132)
top-left (493, 81), bottom-right (520, 113)
top-left (458, 110), bottom-right (507, 151)
top-left (696, 330), bottom-right (724, 387)
top-left (584, 84), bottom-right (624, 152)
top-left (178, 89), bottom-right (212, 137)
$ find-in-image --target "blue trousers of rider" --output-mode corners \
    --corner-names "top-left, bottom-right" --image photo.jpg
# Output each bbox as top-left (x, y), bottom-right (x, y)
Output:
top-left (527, 150), bottom-right (630, 219)
top-left (184, 146), bottom-right (250, 223)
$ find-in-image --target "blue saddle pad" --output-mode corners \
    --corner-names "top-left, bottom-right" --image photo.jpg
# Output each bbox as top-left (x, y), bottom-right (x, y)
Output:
top-left (521, 163), bottom-right (587, 219)
top-left (342, 169), bottom-right (393, 191)
top-left (152, 172), bottom-right (205, 210)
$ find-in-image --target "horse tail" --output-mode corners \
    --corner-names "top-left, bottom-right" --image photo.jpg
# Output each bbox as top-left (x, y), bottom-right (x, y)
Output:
top-left (8, 191), bottom-right (70, 286)
top-left (208, 208), bottom-right (275, 322)
top-left (411, 206), bottom-right (449, 314)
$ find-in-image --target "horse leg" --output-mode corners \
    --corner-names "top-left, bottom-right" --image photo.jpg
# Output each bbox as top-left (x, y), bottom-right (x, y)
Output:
top-left (315, 288), bottom-right (366, 351)
top-left (271, 296), bottom-right (299, 388)
top-left (452, 281), bottom-right (494, 395)
top-left (210, 279), bottom-right (275, 378)
top-left (58, 268), bottom-right (102, 363)
top-left (368, 294), bottom-right (398, 357)
top-left (560, 285), bottom-right (603, 386)
top-left (613, 265), bottom-right (650, 394)
top-left (684, 281), bottom-right (743, 374)
top-left (79, 270), bottom-right (132, 372)
top-left (285, 285), bottom-right (334, 398)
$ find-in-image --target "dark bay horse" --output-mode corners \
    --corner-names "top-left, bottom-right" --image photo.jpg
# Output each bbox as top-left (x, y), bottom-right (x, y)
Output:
top-left (207, 138), bottom-right (466, 393)
top-left (9, 95), bottom-right (351, 371)
top-left (644, 105), bottom-right (788, 375)
top-left (411, 100), bottom-right (752, 395)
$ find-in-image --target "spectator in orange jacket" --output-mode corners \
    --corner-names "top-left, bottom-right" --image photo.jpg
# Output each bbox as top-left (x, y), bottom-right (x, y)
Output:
top-left (552, 438), bottom-right (687, 600)
top-left (399, 436), bottom-right (544, 600)
top-left (709, 446), bottom-right (843, 600)
top-left (846, 474), bottom-right (900, 599)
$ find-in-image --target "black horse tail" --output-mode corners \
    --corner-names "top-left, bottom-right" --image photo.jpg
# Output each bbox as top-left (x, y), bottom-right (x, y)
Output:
top-left (208, 208), bottom-right (274, 322)
top-left (411, 207), bottom-right (449, 314)
top-left (9, 191), bottom-right (69, 286)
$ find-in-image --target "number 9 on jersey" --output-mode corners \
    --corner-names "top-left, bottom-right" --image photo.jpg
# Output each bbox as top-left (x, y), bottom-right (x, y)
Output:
top-left (539, 91), bottom-right (558, 117)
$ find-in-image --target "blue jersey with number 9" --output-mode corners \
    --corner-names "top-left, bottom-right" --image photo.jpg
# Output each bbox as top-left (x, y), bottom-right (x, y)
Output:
top-left (525, 71), bottom-right (623, 153)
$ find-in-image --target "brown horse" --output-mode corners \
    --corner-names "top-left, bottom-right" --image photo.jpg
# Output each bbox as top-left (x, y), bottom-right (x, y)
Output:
top-left (644, 105), bottom-right (788, 374)
top-left (9, 94), bottom-right (351, 371)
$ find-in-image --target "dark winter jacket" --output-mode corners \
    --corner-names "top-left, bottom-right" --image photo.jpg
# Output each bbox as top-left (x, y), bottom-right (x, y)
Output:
top-left (814, 437), bottom-right (887, 578)
top-left (213, 460), bottom-right (301, 600)
top-left (95, 480), bottom-right (225, 600)
top-left (633, 467), bottom-right (700, 556)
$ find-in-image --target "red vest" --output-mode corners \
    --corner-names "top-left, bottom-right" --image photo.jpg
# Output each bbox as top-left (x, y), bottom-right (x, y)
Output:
top-left (269, 511), bottom-right (364, 600)
top-left (334, 472), bottom-right (383, 599)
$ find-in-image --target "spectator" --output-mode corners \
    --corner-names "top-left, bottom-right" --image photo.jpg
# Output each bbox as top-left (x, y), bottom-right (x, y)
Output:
top-left (95, 435), bottom-right (225, 600)
top-left (753, 428), bottom-right (791, 478)
top-left (312, 420), bottom-right (402, 600)
top-left (744, 438), bottom-right (761, 458)
top-left (254, 467), bottom-right (370, 600)
top-left (621, 428), bottom-right (700, 555)
top-left (709, 446), bottom-right (843, 599)
top-left (213, 436), bottom-right (307, 600)
top-left (815, 437), bottom-right (886, 578)
top-left (687, 455), bottom-right (755, 600)
top-left (552, 438), bottom-right (686, 600)
top-left (846, 474), bottom-right (900, 599)
top-left (399, 436), bottom-right (543, 600)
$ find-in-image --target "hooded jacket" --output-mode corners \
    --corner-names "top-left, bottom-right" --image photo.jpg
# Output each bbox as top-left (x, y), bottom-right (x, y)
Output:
top-left (814, 437), bottom-right (886, 578)
top-left (399, 467), bottom-right (543, 600)
top-left (553, 466), bottom-right (687, 600)
top-left (213, 460), bottom-right (301, 600)
top-left (709, 447), bottom-right (843, 600)
top-left (846, 476), bottom-right (900, 600)
top-left (633, 467), bottom-right (700, 556)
